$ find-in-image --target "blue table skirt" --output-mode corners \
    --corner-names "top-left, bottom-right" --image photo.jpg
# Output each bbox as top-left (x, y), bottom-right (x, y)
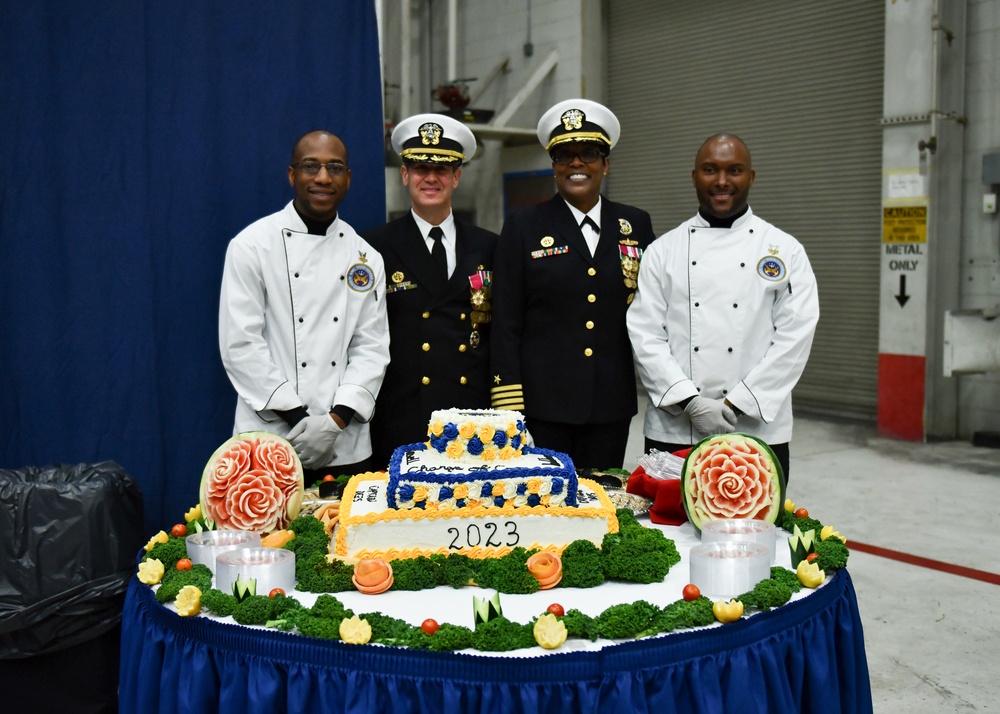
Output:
top-left (119, 570), bottom-right (872, 714)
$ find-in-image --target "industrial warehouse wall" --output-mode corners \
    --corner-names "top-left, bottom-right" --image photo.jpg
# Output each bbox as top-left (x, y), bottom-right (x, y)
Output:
top-left (957, 0), bottom-right (1000, 437)
top-left (607, 0), bottom-right (886, 423)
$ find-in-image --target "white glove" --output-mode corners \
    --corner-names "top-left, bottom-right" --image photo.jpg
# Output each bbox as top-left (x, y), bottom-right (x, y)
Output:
top-left (287, 414), bottom-right (342, 468)
top-left (684, 397), bottom-right (738, 435)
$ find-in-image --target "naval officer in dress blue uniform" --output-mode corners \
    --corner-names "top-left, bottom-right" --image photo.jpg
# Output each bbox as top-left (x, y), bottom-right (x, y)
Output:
top-left (490, 99), bottom-right (655, 470)
top-left (364, 114), bottom-right (499, 468)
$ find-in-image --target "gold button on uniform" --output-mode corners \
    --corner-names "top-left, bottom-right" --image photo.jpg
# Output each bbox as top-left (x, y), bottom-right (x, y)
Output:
top-left (458, 344), bottom-right (467, 352)
top-left (586, 320), bottom-right (594, 329)
top-left (584, 348), bottom-right (593, 357)
top-left (422, 311), bottom-right (430, 319)
top-left (587, 267), bottom-right (596, 276)
top-left (460, 313), bottom-right (467, 320)
top-left (421, 376), bottom-right (430, 385)
top-left (460, 376), bottom-right (468, 385)
top-left (587, 294), bottom-right (596, 303)
top-left (422, 343), bottom-right (430, 352)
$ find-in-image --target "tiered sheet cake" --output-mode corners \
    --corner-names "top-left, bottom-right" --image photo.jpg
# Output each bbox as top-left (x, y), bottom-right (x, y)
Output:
top-left (333, 409), bottom-right (618, 561)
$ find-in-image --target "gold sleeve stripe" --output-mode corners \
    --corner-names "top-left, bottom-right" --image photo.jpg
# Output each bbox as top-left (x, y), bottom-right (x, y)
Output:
top-left (491, 384), bottom-right (523, 395)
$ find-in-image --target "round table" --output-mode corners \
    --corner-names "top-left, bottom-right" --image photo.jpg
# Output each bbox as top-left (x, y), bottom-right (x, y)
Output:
top-left (118, 567), bottom-right (871, 713)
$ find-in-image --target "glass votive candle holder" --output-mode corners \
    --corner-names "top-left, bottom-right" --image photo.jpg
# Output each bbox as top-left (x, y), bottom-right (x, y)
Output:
top-left (701, 519), bottom-right (776, 562)
top-left (186, 530), bottom-right (261, 573)
top-left (689, 541), bottom-right (770, 598)
top-left (215, 547), bottom-right (295, 596)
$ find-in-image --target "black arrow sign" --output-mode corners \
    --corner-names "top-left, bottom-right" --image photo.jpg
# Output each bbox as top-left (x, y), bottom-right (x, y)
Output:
top-left (895, 274), bottom-right (910, 307)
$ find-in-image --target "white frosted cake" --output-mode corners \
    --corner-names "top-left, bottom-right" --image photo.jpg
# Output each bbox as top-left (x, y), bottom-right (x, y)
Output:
top-left (332, 408), bottom-right (619, 561)
top-left (334, 473), bottom-right (618, 561)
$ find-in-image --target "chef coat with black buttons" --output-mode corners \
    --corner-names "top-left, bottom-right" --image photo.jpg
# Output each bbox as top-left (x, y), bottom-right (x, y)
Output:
top-left (219, 201), bottom-right (390, 466)
top-left (627, 208), bottom-right (819, 445)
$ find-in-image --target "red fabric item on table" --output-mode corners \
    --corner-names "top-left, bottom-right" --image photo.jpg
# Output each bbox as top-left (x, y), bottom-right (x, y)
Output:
top-left (625, 448), bottom-right (691, 525)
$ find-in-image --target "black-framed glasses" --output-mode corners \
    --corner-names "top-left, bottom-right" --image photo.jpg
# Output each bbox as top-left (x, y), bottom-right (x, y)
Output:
top-left (550, 147), bottom-right (604, 165)
top-left (291, 161), bottom-right (350, 176)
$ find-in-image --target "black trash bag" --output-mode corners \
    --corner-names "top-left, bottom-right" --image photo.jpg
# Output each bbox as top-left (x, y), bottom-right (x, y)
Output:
top-left (0, 461), bottom-right (144, 658)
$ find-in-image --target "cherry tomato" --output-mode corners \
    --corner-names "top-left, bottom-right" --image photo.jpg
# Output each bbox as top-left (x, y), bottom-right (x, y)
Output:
top-left (682, 584), bottom-right (701, 602)
top-left (806, 552), bottom-right (819, 563)
top-left (323, 474), bottom-right (336, 482)
top-left (421, 618), bottom-right (440, 635)
top-left (175, 558), bottom-right (193, 571)
top-left (794, 508), bottom-right (809, 519)
top-left (546, 603), bottom-right (565, 617)
top-left (170, 523), bottom-right (187, 538)
top-left (269, 588), bottom-right (286, 598)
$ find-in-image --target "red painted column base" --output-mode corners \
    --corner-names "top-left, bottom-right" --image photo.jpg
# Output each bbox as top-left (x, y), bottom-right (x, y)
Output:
top-left (877, 353), bottom-right (925, 441)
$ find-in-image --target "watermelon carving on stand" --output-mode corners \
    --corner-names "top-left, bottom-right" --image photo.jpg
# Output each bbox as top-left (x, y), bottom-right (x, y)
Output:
top-left (680, 433), bottom-right (785, 533)
top-left (200, 432), bottom-right (304, 532)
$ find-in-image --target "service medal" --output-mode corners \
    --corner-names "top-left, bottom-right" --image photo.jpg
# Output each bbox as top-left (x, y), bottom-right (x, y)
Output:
top-left (391, 271), bottom-right (404, 284)
top-left (619, 219), bottom-right (633, 236)
top-left (541, 236), bottom-right (555, 248)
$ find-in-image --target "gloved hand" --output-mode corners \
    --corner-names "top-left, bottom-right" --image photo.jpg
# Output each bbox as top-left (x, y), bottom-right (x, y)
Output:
top-left (684, 396), bottom-right (738, 435)
top-left (287, 414), bottom-right (342, 468)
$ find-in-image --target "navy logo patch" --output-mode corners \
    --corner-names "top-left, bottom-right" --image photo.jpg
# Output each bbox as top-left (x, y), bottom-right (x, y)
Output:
top-left (348, 263), bottom-right (375, 292)
top-left (757, 255), bottom-right (786, 281)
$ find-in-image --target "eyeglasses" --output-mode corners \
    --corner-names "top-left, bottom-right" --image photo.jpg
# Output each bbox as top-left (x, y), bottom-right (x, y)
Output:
top-left (550, 147), bottom-right (604, 165)
top-left (292, 161), bottom-right (350, 176)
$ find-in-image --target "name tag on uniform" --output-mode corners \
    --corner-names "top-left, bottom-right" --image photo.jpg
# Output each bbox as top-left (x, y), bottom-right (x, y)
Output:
top-left (530, 246), bottom-right (569, 260)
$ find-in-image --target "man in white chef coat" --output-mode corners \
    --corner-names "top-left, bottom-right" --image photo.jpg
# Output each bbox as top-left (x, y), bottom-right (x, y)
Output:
top-left (219, 130), bottom-right (390, 478)
top-left (626, 134), bottom-right (819, 479)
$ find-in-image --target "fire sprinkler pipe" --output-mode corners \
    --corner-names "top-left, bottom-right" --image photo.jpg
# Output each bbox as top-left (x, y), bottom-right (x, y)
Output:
top-left (400, 0), bottom-right (411, 117)
top-left (447, 0), bottom-right (457, 83)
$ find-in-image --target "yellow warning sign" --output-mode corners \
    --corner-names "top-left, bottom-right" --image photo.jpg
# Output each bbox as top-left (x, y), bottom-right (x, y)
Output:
top-left (882, 206), bottom-right (927, 243)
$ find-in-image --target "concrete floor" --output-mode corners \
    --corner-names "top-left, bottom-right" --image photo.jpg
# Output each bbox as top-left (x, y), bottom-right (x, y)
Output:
top-left (623, 397), bottom-right (1000, 713)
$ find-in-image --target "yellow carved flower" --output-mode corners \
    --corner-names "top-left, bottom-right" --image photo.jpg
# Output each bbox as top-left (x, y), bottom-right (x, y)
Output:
top-left (506, 422), bottom-right (518, 438)
top-left (498, 446), bottom-right (516, 460)
top-left (175, 585), bottom-right (202, 617)
top-left (533, 613), bottom-right (568, 649)
top-left (492, 482), bottom-right (505, 497)
top-left (454, 484), bottom-right (469, 499)
top-left (479, 424), bottom-right (496, 443)
top-left (429, 420), bottom-right (444, 438)
top-left (784, 498), bottom-right (796, 513)
top-left (527, 478), bottom-right (541, 494)
top-left (184, 504), bottom-right (202, 523)
top-left (144, 531), bottom-right (169, 552)
top-left (413, 486), bottom-right (428, 502)
top-left (459, 422), bottom-right (477, 440)
top-left (137, 558), bottom-right (165, 585)
top-left (446, 441), bottom-right (465, 459)
top-left (481, 445), bottom-right (498, 461)
top-left (339, 615), bottom-right (372, 644)
top-left (820, 525), bottom-right (845, 544)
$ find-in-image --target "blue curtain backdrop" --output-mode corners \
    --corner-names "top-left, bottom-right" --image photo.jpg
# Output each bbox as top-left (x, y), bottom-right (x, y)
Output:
top-left (0, 2), bottom-right (386, 536)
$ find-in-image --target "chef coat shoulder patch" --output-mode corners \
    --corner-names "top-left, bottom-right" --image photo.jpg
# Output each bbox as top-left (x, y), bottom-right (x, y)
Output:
top-left (756, 255), bottom-right (787, 281)
top-left (348, 252), bottom-right (376, 292)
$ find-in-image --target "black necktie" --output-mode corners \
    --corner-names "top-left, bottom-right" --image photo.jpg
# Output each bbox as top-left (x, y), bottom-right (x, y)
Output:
top-left (429, 226), bottom-right (448, 281)
top-left (581, 216), bottom-right (600, 234)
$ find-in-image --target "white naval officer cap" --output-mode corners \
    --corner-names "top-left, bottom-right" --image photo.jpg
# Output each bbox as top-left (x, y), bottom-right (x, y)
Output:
top-left (391, 113), bottom-right (477, 165)
top-left (536, 99), bottom-right (621, 153)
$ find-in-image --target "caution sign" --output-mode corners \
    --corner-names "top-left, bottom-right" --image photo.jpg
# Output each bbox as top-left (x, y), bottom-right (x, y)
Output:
top-left (882, 206), bottom-right (927, 244)
top-left (879, 204), bottom-right (928, 356)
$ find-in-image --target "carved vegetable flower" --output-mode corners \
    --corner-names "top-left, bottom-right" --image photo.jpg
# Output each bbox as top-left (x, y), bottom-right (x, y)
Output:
top-left (784, 498), bottom-right (796, 513)
top-left (175, 585), bottom-right (202, 617)
top-left (526, 552), bottom-right (562, 589)
top-left (712, 599), bottom-right (744, 623)
top-left (339, 616), bottom-right (373, 644)
top-left (144, 531), bottom-right (169, 552)
top-left (796, 560), bottom-right (825, 588)
top-left (352, 559), bottom-right (394, 594)
top-left (820, 525), bottom-right (845, 544)
top-left (533, 613), bottom-right (568, 649)
top-left (184, 504), bottom-right (202, 523)
top-left (138, 558), bottom-right (165, 585)
top-left (200, 433), bottom-right (304, 532)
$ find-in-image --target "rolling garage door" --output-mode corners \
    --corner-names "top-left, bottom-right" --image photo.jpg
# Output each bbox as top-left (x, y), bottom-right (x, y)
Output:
top-left (607, 1), bottom-right (885, 420)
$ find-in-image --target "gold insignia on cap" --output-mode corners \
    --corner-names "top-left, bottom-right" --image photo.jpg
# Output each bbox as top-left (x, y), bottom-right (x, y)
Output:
top-left (391, 271), bottom-right (404, 284)
top-left (541, 236), bottom-right (555, 248)
top-left (618, 219), bottom-right (633, 236)
top-left (560, 108), bottom-right (585, 131)
top-left (419, 122), bottom-right (443, 146)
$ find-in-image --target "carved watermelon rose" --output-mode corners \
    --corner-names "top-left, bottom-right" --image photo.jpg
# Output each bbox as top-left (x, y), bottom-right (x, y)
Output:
top-left (200, 432), bottom-right (304, 532)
